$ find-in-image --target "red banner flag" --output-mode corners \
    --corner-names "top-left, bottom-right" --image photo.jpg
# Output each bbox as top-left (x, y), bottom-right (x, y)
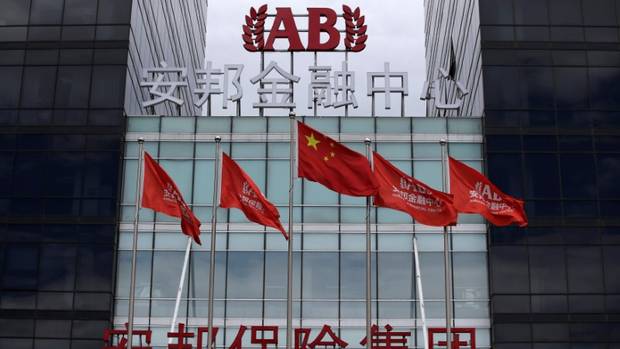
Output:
top-left (372, 152), bottom-right (457, 226)
top-left (297, 121), bottom-right (378, 196)
top-left (141, 152), bottom-right (202, 244)
top-left (220, 153), bottom-right (288, 239)
top-left (449, 157), bottom-right (528, 227)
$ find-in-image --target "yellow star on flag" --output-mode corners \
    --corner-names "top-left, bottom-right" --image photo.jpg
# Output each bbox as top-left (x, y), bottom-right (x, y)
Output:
top-left (305, 133), bottom-right (320, 151)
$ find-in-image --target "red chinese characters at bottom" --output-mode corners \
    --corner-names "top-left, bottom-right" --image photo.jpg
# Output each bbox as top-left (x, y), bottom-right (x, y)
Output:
top-left (104, 323), bottom-right (475, 349)
top-left (428, 328), bottom-right (476, 349)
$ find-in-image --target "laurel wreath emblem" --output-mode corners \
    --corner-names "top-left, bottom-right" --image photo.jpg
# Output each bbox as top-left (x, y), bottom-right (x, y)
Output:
top-left (343, 5), bottom-right (367, 52)
top-left (242, 4), bottom-right (268, 52)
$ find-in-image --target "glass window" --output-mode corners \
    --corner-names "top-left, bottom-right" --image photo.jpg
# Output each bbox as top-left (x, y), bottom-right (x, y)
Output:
top-left (303, 252), bottom-right (338, 299)
top-left (0, 67), bottom-right (22, 108)
top-left (490, 246), bottom-right (529, 294)
top-left (589, 68), bottom-right (620, 109)
top-left (419, 252), bottom-right (445, 299)
top-left (2, 245), bottom-right (38, 289)
top-left (97, 0), bottom-right (132, 24)
top-left (0, 0), bottom-right (31, 25)
top-left (488, 154), bottom-right (523, 198)
top-left (597, 155), bottom-right (620, 199)
top-left (479, 0), bottom-right (513, 25)
top-left (524, 154), bottom-right (560, 198)
top-left (90, 66), bottom-right (126, 108)
top-left (529, 246), bottom-right (567, 293)
top-left (514, 0), bottom-right (548, 24)
top-left (378, 252), bottom-right (412, 299)
top-left (453, 252), bottom-right (488, 300)
top-left (583, 0), bottom-right (617, 25)
top-left (227, 252), bottom-right (264, 299)
top-left (413, 161), bottom-right (442, 191)
top-left (20, 66), bottom-right (57, 108)
top-left (38, 245), bottom-right (76, 291)
top-left (549, 0), bottom-right (582, 25)
top-left (484, 67), bottom-right (521, 109)
top-left (30, 0), bottom-right (63, 24)
top-left (566, 247), bottom-right (604, 293)
top-left (531, 295), bottom-right (567, 313)
top-left (63, 0), bottom-right (98, 24)
top-left (554, 68), bottom-right (588, 109)
top-left (76, 245), bottom-right (113, 292)
top-left (376, 143), bottom-right (411, 158)
top-left (560, 154), bottom-right (596, 199)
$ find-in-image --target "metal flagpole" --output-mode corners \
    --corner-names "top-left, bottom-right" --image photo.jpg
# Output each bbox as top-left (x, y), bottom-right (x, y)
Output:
top-left (207, 136), bottom-right (222, 349)
top-left (127, 137), bottom-right (145, 349)
top-left (439, 139), bottom-right (452, 348)
top-left (169, 236), bottom-right (193, 340)
top-left (286, 112), bottom-right (296, 349)
top-left (413, 235), bottom-right (429, 349)
top-left (364, 138), bottom-right (373, 349)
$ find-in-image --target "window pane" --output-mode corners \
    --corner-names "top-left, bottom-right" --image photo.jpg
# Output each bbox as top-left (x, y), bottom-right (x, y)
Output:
top-left (227, 252), bottom-right (263, 299)
top-left (303, 252), bottom-right (338, 299)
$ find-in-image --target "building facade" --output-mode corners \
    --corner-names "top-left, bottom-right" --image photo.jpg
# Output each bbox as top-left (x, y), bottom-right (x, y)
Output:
top-left (425, 0), bottom-right (620, 347)
top-left (0, 0), bottom-right (206, 348)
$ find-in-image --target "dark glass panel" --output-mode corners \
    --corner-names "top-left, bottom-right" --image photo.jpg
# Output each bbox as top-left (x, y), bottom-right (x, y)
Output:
top-left (549, 0), bottom-right (583, 25)
top-left (488, 154), bottom-right (523, 197)
top-left (532, 323), bottom-right (569, 342)
top-left (558, 136), bottom-right (592, 152)
top-left (597, 155), bottom-right (620, 199)
top-left (55, 66), bottom-right (92, 108)
top-left (515, 27), bottom-right (549, 42)
top-left (524, 154), bottom-right (561, 198)
top-left (531, 295), bottom-right (567, 313)
top-left (569, 295), bottom-right (605, 313)
top-left (63, 0), bottom-right (98, 24)
top-left (90, 66), bottom-right (126, 108)
top-left (35, 319), bottom-right (71, 338)
top-left (589, 68), bottom-right (620, 109)
top-left (583, 0), bottom-right (617, 25)
top-left (74, 292), bottom-right (110, 311)
top-left (570, 323), bottom-right (609, 342)
top-left (519, 67), bottom-right (554, 108)
top-left (97, 0), bottom-right (132, 24)
top-left (523, 136), bottom-right (557, 152)
top-left (494, 323), bottom-right (532, 342)
top-left (492, 295), bottom-right (530, 313)
top-left (0, 0), bottom-right (31, 25)
top-left (0, 318), bottom-right (34, 337)
top-left (479, 0), bottom-right (514, 25)
top-left (514, 0), bottom-right (548, 24)
top-left (0, 67), bottom-right (22, 107)
top-left (585, 28), bottom-right (619, 43)
top-left (560, 154), bottom-right (596, 199)
top-left (529, 246), bottom-right (567, 293)
top-left (486, 135), bottom-right (521, 152)
top-left (29, 0), bottom-right (63, 24)
top-left (2, 245), bottom-right (38, 289)
top-left (45, 153), bottom-right (84, 197)
top-left (38, 244), bottom-right (77, 291)
top-left (20, 66), bottom-right (57, 108)
top-left (71, 320), bottom-right (108, 338)
top-left (82, 152), bottom-right (118, 197)
top-left (604, 246), bottom-right (620, 292)
top-left (484, 67), bottom-right (521, 109)
top-left (566, 247), bottom-right (604, 293)
top-left (12, 152), bottom-right (46, 196)
top-left (0, 153), bottom-right (14, 195)
top-left (75, 245), bottom-right (113, 292)
top-left (490, 246), bottom-right (529, 294)
top-left (554, 68), bottom-right (588, 109)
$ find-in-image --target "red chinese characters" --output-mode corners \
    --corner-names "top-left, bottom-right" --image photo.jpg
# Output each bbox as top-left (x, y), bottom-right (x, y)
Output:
top-left (429, 328), bottom-right (476, 349)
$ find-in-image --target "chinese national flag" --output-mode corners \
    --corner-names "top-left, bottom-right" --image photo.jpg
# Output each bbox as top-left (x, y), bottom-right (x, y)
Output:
top-left (297, 121), bottom-right (378, 196)
top-left (373, 152), bottom-right (457, 226)
top-left (449, 157), bottom-right (528, 227)
top-left (220, 153), bottom-right (288, 239)
top-left (141, 152), bottom-right (202, 244)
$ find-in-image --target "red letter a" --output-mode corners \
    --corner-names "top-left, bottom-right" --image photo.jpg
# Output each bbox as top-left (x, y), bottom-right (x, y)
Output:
top-left (264, 7), bottom-right (304, 51)
top-left (307, 8), bottom-right (340, 51)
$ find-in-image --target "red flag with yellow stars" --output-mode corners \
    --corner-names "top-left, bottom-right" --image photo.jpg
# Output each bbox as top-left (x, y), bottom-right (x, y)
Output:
top-left (297, 121), bottom-right (378, 197)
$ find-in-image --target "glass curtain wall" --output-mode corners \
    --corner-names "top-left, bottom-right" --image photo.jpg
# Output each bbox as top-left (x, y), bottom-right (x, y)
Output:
top-left (114, 116), bottom-right (490, 348)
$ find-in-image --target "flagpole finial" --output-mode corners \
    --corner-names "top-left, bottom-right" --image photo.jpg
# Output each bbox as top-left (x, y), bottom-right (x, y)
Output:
top-left (439, 139), bottom-right (447, 145)
top-left (364, 137), bottom-right (371, 144)
top-left (138, 137), bottom-right (144, 143)
top-left (214, 136), bottom-right (221, 143)
top-left (289, 111), bottom-right (296, 119)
